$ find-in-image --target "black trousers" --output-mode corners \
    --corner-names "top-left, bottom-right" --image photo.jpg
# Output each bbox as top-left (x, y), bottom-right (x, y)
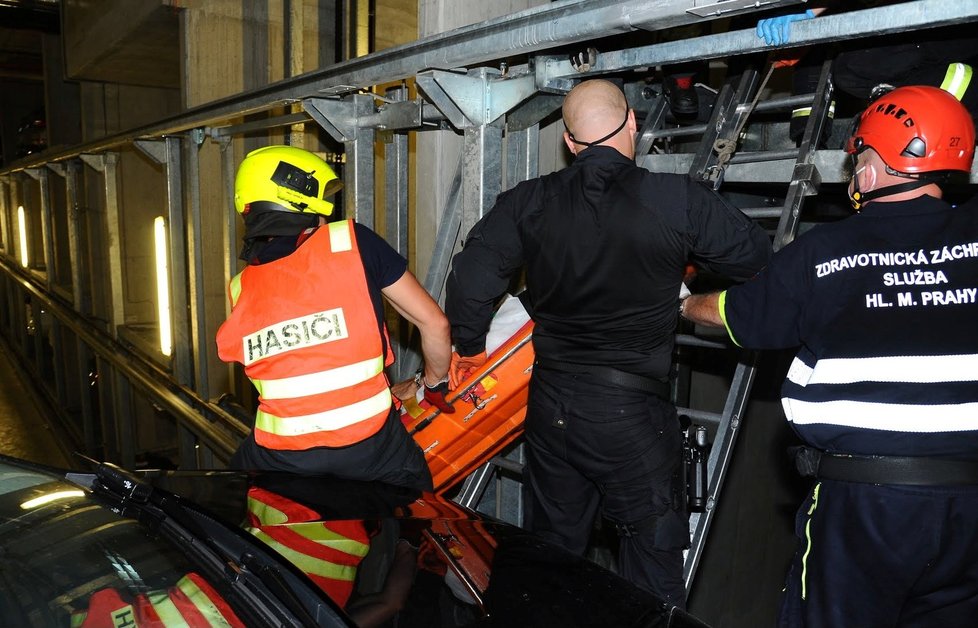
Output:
top-left (779, 479), bottom-right (978, 627)
top-left (230, 406), bottom-right (433, 492)
top-left (522, 367), bottom-right (689, 608)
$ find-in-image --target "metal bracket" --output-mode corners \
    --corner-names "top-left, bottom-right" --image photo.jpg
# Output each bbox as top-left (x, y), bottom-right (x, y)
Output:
top-left (46, 163), bottom-right (66, 178)
top-left (79, 154), bottom-right (106, 173)
top-left (134, 140), bottom-right (167, 165)
top-left (416, 67), bottom-right (538, 129)
top-left (792, 163), bottom-right (822, 196)
top-left (685, 0), bottom-right (786, 19)
top-left (24, 168), bottom-right (43, 181)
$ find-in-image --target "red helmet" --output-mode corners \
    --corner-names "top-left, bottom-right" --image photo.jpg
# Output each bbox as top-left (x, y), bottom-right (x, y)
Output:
top-left (845, 85), bottom-right (975, 175)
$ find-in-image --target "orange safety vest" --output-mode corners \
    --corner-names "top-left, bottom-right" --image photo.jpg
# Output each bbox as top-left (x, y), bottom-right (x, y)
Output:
top-left (73, 573), bottom-right (244, 627)
top-left (245, 486), bottom-right (370, 607)
top-left (216, 220), bottom-right (395, 449)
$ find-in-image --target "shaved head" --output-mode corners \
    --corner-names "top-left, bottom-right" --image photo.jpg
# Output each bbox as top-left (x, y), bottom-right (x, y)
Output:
top-left (561, 79), bottom-right (635, 158)
top-left (563, 80), bottom-right (628, 143)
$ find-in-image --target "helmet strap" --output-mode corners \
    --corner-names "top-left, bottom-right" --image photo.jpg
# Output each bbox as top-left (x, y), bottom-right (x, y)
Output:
top-left (848, 178), bottom-right (934, 211)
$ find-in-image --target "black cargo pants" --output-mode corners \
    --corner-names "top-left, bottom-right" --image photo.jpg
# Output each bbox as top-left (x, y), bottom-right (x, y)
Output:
top-left (522, 366), bottom-right (690, 608)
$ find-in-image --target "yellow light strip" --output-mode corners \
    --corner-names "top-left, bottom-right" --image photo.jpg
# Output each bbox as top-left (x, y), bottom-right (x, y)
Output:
top-left (17, 205), bottom-right (28, 268)
top-left (154, 216), bottom-right (172, 357)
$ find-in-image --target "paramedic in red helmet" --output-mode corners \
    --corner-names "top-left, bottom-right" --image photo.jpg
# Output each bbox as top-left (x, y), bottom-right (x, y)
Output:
top-left (681, 85), bottom-right (978, 626)
top-left (216, 146), bottom-right (453, 491)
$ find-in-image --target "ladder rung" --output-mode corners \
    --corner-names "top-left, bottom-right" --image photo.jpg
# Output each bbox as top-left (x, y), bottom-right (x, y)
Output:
top-left (749, 92), bottom-right (817, 114)
top-left (741, 206), bottom-right (784, 219)
top-left (651, 123), bottom-right (709, 139)
top-left (728, 149), bottom-right (799, 164)
top-left (676, 333), bottom-right (729, 349)
top-left (488, 456), bottom-right (524, 475)
top-left (676, 408), bottom-right (722, 426)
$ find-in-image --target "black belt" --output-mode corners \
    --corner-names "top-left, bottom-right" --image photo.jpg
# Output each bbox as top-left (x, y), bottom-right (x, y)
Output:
top-left (534, 359), bottom-right (670, 400)
top-left (793, 447), bottom-right (978, 486)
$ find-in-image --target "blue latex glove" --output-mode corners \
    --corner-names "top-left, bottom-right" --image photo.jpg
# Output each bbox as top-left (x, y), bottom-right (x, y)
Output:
top-left (756, 10), bottom-right (815, 46)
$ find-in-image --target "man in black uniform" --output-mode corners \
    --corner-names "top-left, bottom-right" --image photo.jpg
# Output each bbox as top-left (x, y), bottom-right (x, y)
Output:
top-left (682, 85), bottom-right (978, 626)
top-left (444, 79), bottom-right (772, 607)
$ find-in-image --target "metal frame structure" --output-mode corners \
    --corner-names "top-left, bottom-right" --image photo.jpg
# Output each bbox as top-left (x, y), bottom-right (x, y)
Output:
top-left (0, 0), bottom-right (974, 595)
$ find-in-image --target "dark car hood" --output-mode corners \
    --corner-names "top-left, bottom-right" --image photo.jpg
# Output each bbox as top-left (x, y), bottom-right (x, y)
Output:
top-left (141, 469), bottom-right (707, 628)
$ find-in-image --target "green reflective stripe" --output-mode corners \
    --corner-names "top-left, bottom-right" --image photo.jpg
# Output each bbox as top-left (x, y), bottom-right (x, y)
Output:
top-left (70, 613), bottom-right (86, 628)
top-left (247, 496), bottom-right (289, 525)
top-left (792, 101), bottom-right (835, 119)
top-left (256, 388), bottom-right (392, 436)
top-left (283, 522), bottom-right (371, 557)
top-left (941, 63), bottom-right (973, 101)
top-left (800, 482), bottom-right (821, 601)
top-left (228, 272), bottom-right (243, 307)
top-left (328, 220), bottom-right (352, 252)
top-left (717, 291), bottom-right (742, 348)
top-left (175, 574), bottom-right (234, 627)
top-left (250, 528), bottom-right (360, 581)
top-left (253, 356), bottom-right (385, 400)
top-left (147, 589), bottom-right (186, 626)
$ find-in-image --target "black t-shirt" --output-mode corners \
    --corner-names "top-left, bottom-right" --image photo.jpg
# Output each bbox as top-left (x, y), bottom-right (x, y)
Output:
top-left (446, 146), bottom-right (772, 378)
top-left (252, 221), bottom-right (407, 332)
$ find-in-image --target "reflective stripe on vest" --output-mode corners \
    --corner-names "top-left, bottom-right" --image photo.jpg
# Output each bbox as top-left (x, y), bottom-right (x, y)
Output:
top-left (255, 387), bottom-right (392, 436)
top-left (216, 220), bottom-right (393, 448)
top-left (148, 573), bottom-right (242, 627)
top-left (941, 62), bottom-right (973, 101)
top-left (73, 575), bottom-right (243, 628)
top-left (254, 356), bottom-right (384, 399)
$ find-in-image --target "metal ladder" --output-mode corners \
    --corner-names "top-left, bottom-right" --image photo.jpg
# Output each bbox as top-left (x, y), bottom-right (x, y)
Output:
top-left (654, 59), bottom-right (835, 587)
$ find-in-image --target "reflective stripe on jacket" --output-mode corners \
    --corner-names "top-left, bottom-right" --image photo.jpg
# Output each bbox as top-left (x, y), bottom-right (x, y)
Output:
top-left (216, 220), bottom-right (393, 449)
top-left (246, 486), bottom-right (370, 607)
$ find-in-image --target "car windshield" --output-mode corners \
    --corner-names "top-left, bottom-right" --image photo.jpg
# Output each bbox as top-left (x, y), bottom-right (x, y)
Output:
top-left (0, 461), bottom-right (245, 627)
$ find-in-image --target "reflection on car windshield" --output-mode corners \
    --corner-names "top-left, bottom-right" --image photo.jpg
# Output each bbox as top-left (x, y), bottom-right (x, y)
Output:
top-left (0, 463), bottom-right (243, 627)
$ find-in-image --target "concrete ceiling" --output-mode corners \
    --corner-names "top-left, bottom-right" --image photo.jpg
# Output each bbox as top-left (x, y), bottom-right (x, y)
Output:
top-left (0, 0), bottom-right (58, 81)
top-left (0, 0), bottom-right (181, 89)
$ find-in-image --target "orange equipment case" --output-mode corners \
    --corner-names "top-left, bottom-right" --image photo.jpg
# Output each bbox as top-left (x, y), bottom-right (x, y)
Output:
top-left (401, 321), bottom-right (535, 495)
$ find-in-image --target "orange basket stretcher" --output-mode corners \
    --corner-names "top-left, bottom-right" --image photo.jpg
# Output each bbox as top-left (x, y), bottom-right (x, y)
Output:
top-left (401, 296), bottom-right (535, 494)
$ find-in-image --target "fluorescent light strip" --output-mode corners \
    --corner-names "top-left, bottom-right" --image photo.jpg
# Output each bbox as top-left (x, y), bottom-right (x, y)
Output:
top-left (154, 216), bottom-right (172, 357)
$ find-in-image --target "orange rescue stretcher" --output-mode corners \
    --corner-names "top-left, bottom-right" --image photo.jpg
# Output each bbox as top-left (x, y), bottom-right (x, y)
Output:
top-left (400, 298), bottom-right (535, 494)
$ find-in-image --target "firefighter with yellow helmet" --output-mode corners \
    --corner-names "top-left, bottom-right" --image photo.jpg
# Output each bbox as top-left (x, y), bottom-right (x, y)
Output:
top-left (681, 86), bottom-right (978, 626)
top-left (217, 145), bottom-right (454, 491)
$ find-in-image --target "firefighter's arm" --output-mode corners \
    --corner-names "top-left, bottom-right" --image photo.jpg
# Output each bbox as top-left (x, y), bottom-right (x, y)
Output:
top-left (382, 271), bottom-right (454, 411)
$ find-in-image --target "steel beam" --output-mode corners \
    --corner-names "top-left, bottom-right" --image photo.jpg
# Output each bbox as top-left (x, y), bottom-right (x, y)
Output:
top-left (2, 0), bottom-right (806, 176)
top-left (537, 0), bottom-right (978, 88)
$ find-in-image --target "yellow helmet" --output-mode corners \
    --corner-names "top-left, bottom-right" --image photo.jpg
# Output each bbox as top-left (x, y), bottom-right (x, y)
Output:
top-left (234, 145), bottom-right (343, 217)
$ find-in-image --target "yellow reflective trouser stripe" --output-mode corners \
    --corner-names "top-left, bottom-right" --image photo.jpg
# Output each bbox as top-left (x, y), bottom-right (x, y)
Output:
top-left (328, 220), bottom-right (352, 252)
top-left (228, 272), bottom-right (243, 308)
top-left (791, 103), bottom-right (835, 119)
top-left (174, 574), bottom-right (234, 627)
top-left (941, 62), bottom-right (973, 101)
top-left (256, 388), bottom-right (392, 436)
top-left (250, 528), bottom-right (364, 580)
top-left (248, 496), bottom-right (289, 525)
top-left (253, 356), bottom-right (385, 399)
top-left (800, 482), bottom-right (821, 601)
